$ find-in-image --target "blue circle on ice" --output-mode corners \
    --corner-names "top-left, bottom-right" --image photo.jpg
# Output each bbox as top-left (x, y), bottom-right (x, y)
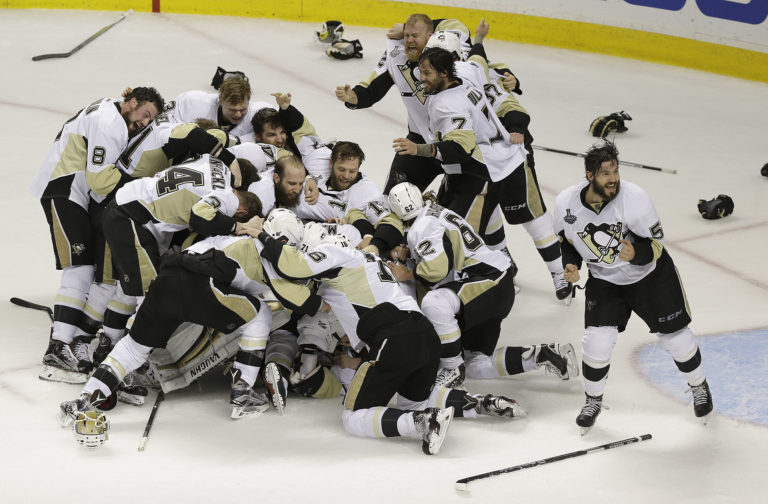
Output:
top-left (635, 328), bottom-right (768, 426)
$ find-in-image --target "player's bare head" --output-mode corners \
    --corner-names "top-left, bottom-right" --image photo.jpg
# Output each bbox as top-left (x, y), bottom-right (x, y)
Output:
top-left (233, 189), bottom-right (263, 221)
top-left (251, 108), bottom-right (286, 147)
top-left (330, 141), bottom-right (364, 191)
top-left (236, 158), bottom-right (260, 189)
top-left (219, 76), bottom-right (251, 105)
top-left (219, 77), bottom-right (250, 124)
top-left (584, 140), bottom-right (620, 179)
top-left (121, 87), bottom-right (164, 136)
top-left (193, 118), bottom-right (218, 130)
top-left (585, 140), bottom-right (620, 201)
top-left (274, 155), bottom-right (306, 207)
top-left (404, 14), bottom-right (434, 62)
top-left (418, 48), bottom-right (457, 93)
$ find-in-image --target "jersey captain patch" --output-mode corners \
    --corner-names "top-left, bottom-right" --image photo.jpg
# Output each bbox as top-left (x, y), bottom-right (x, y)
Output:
top-left (577, 222), bottom-right (625, 264)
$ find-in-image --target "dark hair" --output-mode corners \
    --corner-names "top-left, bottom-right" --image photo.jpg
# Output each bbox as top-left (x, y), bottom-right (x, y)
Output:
top-left (234, 190), bottom-right (263, 220)
top-left (584, 140), bottom-right (620, 177)
top-left (123, 86), bottom-right (165, 113)
top-left (419, 48), bottom-right (457, 81)
top-left (330, 141), bottom-right (365, 165)
top-left (250, 108), bottom-right (282, 136)
top-left (194, 117), bottom-right (218, 130)
top-left (236, 158), bottom-right (260, 188)
top-left (274, 154), bottom-right (305, 178)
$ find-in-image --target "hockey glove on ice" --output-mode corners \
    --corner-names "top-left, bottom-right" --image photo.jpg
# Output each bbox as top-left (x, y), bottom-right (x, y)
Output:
top-left (326, 39), bottom-right (364, 60)
top-left (590, 111), bottom-right (632, 138)
top-left (697, 194), bottom-right (734, 219)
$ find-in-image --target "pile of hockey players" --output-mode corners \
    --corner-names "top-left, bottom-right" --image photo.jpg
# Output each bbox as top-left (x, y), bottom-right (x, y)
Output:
top-left (34, 14), bottom-right (712, 454)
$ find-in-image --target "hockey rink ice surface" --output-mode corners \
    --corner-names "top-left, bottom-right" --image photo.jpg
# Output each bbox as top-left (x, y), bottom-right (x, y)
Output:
top-left (1, 9), bottom-right (766, 503)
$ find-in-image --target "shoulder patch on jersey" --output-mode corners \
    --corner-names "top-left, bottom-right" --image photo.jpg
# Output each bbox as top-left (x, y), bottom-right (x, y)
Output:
top-left (388, 46), bottom-right (400, 59)
top-left (564, 209), bottom-right (577, 224)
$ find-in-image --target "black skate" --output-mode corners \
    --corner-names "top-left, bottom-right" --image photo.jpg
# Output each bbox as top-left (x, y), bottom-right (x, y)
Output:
top-left (40, 339), bottom-right (88, 384)
top-left (230, 369), bottom-right (270, 419)
top-left (576, 394), bottom-right (604, 435)
top-left (413, 407), bottom-right (454, 455)
top-left (688, 379), bottom-right (713, 424)
top-left (536, 343), bottom-right (579, 380)
top-left (472, 394), bottom-right (526, 418)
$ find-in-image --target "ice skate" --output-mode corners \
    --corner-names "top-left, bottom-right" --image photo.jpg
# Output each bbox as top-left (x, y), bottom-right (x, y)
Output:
top-left (434, 363), bottom-right (466, 389)
top-left (58, 390), bottom-right (113, 426)
top-left (414, 407), bottom-right (454, 455)
top-left (688, 379), bottom-right (713, 425)
top-left (536, 343), bottom-right (579, 380)
top-left (92, 332), bottom-right (114, 367)
top-left (576, 393), bottom-right (605, 435)
top-left (472, 394), bottom-right (527, 418)
top-left (230, 369), bottom-right (270, 419)
top-left (117, 370), bottom-right (149, 406)
top-left (552, 271), bottom-right (573, 305)
top-left (40, 340), bottom-right (88, 384)
top-left (72, 336), bottom-right (94, 374)
top-left (264, 362), bottom-right (287, 415)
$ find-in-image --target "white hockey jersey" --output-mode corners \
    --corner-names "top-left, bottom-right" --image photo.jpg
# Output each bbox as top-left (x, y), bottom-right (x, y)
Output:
top-left (31, 98), bottom-right (129, 208)
top-left (259, 240), bottom-right (419, 352)
top-left (116, 155), bottom-right (239, 252)
top-left (165, 90), bottom-right (272, 143)
top-left (554, 180), bottom-right (664, 285)
top-left (228, 142), bottom-right (290, 173)
top-left (407, 201), bottom-right (512, 296)
top-left (428, 82), bottom-right (527, 182)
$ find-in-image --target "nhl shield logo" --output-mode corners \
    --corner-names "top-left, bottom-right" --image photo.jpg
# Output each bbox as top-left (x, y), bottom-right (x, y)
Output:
top-left (564, 209), bottom-right (577, 225)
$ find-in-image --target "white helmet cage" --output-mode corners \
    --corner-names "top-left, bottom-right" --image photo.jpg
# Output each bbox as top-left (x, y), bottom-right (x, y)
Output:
top-left (72, 410), bottom-right (110, 449)
top-left (388, 182), bottom-right (424, 221)
top-left (425, 30), bottom-right (463, 61)
top-left (263, 208), bottom-right (304, 247)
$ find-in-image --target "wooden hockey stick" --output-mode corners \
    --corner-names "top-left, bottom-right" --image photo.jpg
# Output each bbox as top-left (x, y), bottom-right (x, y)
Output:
top-left (32, 10), bottom-right (132, 61)
top-left (138, 390), bottom-right (164, 452)
top-left (455, 434), bottom-right (652, 492)
top-left (533, 145), bottom-right (677, 174)
top-left (9, 297), bottom-right (54, 322)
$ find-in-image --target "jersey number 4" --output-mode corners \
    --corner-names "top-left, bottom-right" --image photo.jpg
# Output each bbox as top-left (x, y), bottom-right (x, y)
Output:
top-left (156, 167), bottom-right (205, 196)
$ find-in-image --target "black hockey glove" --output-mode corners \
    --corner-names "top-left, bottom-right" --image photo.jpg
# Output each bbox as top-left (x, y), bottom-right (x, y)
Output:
top-left (326, 39), bottom-right (364, 60)
top-left (316, 20), bottom-right (344, 45)
top-left (211, 66), bottom-right (249, 90)
top-left (589, 111), bottom-right (632, 138)
top-left (697, 194), bottom-right (734, 220)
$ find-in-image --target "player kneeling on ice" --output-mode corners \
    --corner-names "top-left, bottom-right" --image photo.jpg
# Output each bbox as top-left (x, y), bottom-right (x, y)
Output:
top-left (386, 182), bottom-right (579, 392)
top-left (57, 209), bottom-right (326, 439)
top-left (553, 140), bottom-right (713, 434)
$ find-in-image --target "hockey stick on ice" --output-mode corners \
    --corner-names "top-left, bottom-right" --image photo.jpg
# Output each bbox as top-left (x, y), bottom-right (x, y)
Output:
top-left (138, 390), bottom-right (164, 452)
top-left (9, 297), bottom-right (54, 322)
top-left (32, 10), bottom-right (132, 61)
top-left (455, 434), bottom-right (652, 492)
top-left (532, 145), bottom-right (677, 174)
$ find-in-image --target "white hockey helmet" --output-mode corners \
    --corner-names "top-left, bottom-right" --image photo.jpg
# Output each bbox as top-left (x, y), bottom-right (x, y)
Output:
top-left (302, 221), bottom-right (328, 251)
top-left (263, 208), bottom-right (304, 247)
top-left (426, 30), bottom-right (463, 61)
top-left (388, 182), bottom-right (424, 221)
top-left (72, 410), bottom-right (110, 449)
top-left (322, 233), bottom-right (352, 249)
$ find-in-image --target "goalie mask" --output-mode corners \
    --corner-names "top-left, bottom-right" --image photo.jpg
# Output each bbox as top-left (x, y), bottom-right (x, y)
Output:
top-left (388, 182), bottom-right (424, 221)
top-left (263, 208), bottom-right (304, 247)
top-left (426, 31), bottom-right (463, 61)
top-left (73, 411), bottom-right (109, 449)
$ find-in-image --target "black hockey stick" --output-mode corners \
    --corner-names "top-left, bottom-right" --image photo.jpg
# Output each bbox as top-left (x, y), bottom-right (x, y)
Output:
top-left (455, 434), bottom-right (652, 492)
top-left (32, 10), bottom-right (132, 61)
top-left (532, 145), bottom-right (677, 174)
top-left (138, 390), bottom-right (164, 452)
top-left (10, 297), bottom-right (54, 322)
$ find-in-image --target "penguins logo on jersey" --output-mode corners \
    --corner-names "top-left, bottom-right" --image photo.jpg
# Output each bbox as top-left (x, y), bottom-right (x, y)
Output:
top-left (397, 64), bottom-right (426, 104)
top-left (72, 243), bottom-right (86, 256)
top-left (577, 222), bottom-right (624, 264)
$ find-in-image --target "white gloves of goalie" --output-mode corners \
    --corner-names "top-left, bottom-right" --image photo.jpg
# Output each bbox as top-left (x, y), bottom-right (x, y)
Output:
top-left (326, 39), bottom-right (364, 60)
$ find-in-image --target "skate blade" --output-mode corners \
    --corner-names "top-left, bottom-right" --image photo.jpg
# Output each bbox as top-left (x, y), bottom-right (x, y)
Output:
top-left (514, 285), bottom-right (521, 295)
top-left (264, 365), bottom-right (286, 415)
top-left (117, 391), bottom-right (146, 406)
top-left (423, 407), bottom-right (454, 455)
top-left (560, 296), bottom-right (573, 307)
top-left (580, 426), bottom-right (592, 436)
top-left (39, 366), bottom-right (87, 384)
top-left (699, 412), bottom-right (712, 425)
top-left (562, 344), bottom-right (580, 379)
top-left (230, 403), bottom-right (270, 419)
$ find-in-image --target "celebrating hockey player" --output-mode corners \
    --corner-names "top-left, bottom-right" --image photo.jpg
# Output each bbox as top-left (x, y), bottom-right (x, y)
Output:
top-left (553, 140), bottom-right (713, 433)
top-left (386, 182), bottom-right (578, 389)
top-left (31, 86), bottom-right (164, 384)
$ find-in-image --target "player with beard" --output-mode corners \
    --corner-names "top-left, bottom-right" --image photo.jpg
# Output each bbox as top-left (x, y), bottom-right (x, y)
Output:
top-left (31, 86), bottom-right (164, 384)
top-left (554, 140), bottom-right (713, 434)
top-left (246, 155), bottom-right (315, 216)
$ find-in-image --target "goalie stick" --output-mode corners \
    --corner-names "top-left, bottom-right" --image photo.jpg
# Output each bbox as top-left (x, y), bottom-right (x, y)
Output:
top-left (138, 390), bottom-right (164, 452)
top-left (455, 434), bottom-right (652, 492)
top-left (532, 145), bottom-right (677, 174)
top-left (32, 10), bottom-right (132, 61)
top-left (9, 297), bottom-right (53, 322)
